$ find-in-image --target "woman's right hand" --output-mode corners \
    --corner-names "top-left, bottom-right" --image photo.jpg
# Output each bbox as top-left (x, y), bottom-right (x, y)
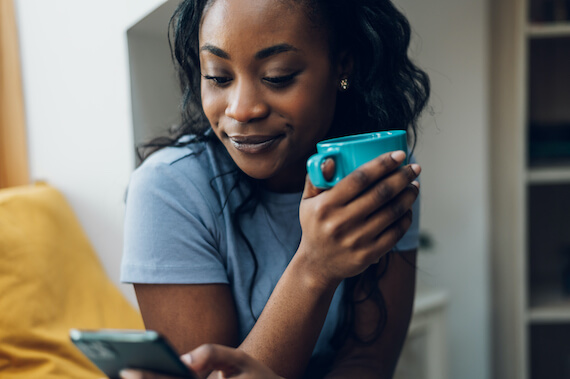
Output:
top-left (184, 344), bottom-right (284, 379)
top-left (298, 150), bottom-right (420, 287)
top-left (120, 344), bottom-right (284, 379)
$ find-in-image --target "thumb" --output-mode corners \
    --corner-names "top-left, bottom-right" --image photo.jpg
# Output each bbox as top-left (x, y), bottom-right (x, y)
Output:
top-left (182, 344), bottom-right (242, 377)
top-left (303, 158), bottom-right (335, 199)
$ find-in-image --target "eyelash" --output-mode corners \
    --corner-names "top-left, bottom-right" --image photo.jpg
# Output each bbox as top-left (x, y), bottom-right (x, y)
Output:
top-left (202, 72), bottom-right (299, 88)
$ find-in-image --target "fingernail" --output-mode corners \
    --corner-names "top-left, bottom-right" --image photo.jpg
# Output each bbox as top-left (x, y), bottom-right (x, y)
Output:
top-left (391, 150), bottom-right (406, 162)
top-left (119, 369), bottom-right (140, 379)
top-left (181, 353), bottom-right (192, 364)
top-left (411, 164), bottom-right (421, 175)
top-left (411, 180), bottom-right (420, 189)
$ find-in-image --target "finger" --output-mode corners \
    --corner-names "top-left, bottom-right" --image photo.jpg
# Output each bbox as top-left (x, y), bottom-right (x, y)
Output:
top-left (302, 173), bottom-right (326, 200)
top-left (321, 158), bottom-right (336, 182)
top-left (185, 344), bottom-right (245, 376)
top-left (350, 163), bottom-right (421, 218)
top-left (346, 182), bottom-right (419, 249)
top-left (370, 209), bottom-right (414, 262)
top-left (120, 369), bottom-right (179, 379)
top-left (332, 150), bottom-right (407, 205)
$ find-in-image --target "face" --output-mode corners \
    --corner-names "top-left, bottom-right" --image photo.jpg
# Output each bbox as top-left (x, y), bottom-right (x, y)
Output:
top-left (199, 0), bottom-right (346, 192)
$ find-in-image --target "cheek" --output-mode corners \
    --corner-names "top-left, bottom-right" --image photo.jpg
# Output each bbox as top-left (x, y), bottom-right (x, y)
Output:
top-left (200, 85), bottom-right (224, 124)
top-left (290, 81), bottom-right (337, 130)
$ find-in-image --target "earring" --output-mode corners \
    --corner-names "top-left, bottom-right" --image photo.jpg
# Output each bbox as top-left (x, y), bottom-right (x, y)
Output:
top-left (339, 77), bottom-right (349, 91)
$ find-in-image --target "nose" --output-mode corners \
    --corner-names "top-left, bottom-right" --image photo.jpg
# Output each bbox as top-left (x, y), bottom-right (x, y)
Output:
top-left (225, 80), bottom-right (269, 123)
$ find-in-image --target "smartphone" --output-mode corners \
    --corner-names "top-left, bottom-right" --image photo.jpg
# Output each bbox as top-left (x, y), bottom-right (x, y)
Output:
top-left (69, 329), bottom-right (199, 379)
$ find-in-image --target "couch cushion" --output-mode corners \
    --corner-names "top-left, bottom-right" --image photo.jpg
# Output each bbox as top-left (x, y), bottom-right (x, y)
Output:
top-left (0, 183), bottom-right (144, 378)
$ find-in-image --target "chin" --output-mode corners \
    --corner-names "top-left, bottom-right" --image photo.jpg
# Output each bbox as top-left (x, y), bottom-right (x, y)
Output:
top-left (239, 168), bottom-right (275, 181)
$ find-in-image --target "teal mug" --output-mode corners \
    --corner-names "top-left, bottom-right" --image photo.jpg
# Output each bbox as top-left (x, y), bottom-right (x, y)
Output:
top-left (307, 130), bottom-right (408, 189)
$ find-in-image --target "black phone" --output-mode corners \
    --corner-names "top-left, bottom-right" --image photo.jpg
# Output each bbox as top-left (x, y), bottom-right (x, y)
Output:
top-left (69, 329), bottom-right (199, 379)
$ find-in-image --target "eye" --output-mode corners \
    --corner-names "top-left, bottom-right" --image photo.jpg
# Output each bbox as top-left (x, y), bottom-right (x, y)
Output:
top-left (263, 72), bottom-right (300, 88)
top-left (202, 75), bottom-right (232, 86)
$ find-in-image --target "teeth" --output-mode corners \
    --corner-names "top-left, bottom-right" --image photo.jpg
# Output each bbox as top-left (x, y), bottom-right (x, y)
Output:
top-left (230, 139), bottom-right (272, 148)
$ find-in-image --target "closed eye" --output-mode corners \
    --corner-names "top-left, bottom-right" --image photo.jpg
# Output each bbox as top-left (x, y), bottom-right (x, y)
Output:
top-left (202, 75), bottom-right (232, 86)
top-left (263, 72), bottom-right (300, 88)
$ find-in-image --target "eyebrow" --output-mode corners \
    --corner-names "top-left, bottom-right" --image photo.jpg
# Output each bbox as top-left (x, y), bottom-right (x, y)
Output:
top-left (255, 44), bottom-right (299, 60)
top-left (200, 44), bottom-right (230, 59)
top-left (199, 43), bottom-right (299, 60)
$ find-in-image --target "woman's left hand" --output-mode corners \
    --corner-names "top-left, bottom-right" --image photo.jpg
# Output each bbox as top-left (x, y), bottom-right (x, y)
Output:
top-left (119, 343), bottom-right (284, 379)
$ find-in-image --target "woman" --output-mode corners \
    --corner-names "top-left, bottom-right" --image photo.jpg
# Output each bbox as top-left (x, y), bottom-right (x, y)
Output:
top-left (120, 0), bottom-right (429, 378)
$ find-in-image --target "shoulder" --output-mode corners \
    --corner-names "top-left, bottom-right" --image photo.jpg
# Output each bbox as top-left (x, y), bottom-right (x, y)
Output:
top-left (121, 138), bottom-right (235, 284)
top-left (126, 142), bottom-right (239, 224)
top-left (128, 138), bottom-right (235, 206)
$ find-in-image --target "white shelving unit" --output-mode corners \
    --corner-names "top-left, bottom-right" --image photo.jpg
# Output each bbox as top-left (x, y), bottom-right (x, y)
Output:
top-left (491, 0), bottom-right (570, 378)
top-left (527, 23), bottom-right (570, 37)
top-left (527, 167), bottom-right (570, 184)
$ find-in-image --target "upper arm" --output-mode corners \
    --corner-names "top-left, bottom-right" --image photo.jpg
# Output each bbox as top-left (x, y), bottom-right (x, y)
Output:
top-left (134, 283), bottom-right (239, 355)
top-left (327, 249), bottom-right (417, 378)
top-left (122, 156), bottom-right (239, 353)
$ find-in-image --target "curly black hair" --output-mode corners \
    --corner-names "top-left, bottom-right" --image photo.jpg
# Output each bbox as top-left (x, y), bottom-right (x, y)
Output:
top-left (139, 0), bottom-right (430, 353)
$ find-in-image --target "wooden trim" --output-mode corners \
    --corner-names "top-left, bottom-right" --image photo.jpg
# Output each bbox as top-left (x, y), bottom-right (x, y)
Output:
top-left (0, 0), bottom-right (30, 188)
top-left (489, 0), bottom-right (527, 378)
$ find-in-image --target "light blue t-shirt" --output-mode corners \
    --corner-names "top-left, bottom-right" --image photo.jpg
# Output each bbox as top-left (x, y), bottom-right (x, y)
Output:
top-left (121, 137), bottom-right (420, 377)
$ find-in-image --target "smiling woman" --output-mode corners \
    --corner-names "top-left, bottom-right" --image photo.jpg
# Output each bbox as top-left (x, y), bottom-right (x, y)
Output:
top-left (199, 0), bottom-right (341, 192)
top-left (121, 0), bottom-right (429, 378)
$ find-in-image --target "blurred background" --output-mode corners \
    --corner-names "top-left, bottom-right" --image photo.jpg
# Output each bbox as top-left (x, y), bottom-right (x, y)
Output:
top-left (3, 0), bottom-right (569, 378)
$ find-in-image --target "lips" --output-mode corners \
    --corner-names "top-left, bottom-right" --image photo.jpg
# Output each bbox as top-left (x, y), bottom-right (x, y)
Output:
top-left (227, 134), bottom-right (283, 154)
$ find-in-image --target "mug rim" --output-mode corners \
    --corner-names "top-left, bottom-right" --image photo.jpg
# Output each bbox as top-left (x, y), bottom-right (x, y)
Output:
top-left (317, 130), bottom-right (406, 146)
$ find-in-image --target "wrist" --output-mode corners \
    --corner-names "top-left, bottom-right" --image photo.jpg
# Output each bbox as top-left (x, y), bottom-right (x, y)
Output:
top-left (288, 244), bottom-right (343, 294)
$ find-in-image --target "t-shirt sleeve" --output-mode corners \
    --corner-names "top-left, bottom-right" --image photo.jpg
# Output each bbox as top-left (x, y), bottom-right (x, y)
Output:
top-left (120, 157), bottom-right (228, 284)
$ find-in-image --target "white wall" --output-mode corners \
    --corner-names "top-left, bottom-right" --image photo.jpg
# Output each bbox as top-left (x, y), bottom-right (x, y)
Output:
top-left (16, 0), bottom-right (490, 378)
top-left (395, 0), bottom-right (491, 378)
top-left (15, 0), bottom-right (139, 305)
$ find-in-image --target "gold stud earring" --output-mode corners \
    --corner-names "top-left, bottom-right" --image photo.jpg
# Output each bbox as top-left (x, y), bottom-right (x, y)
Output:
top-left (339, 78), bottom-right (349, 91)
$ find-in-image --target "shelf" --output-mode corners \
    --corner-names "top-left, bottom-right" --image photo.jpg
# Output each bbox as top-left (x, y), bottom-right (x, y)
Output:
top-left (527, 166), bottom-right (570, 184)
top-left (527, 23), bottom-right (570, 38)
top-left (529, 285), bottom-right (570, 323)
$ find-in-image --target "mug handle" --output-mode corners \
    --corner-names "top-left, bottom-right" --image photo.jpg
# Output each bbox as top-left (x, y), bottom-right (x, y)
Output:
top-left (306, 150), bottom-right (341, 189)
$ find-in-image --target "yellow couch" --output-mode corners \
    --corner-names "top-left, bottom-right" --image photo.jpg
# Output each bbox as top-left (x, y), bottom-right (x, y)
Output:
top-left (0, 183), bottom-right (144, 378)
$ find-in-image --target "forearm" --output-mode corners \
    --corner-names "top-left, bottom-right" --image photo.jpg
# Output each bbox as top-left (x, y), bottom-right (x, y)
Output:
top-left (238, 251), bottom-right (340, 379)
top-left (325, 250), bottom-right (417, 379)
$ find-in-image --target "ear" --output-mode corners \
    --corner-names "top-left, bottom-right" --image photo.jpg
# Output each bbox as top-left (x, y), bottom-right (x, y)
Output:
top-left (336, 50), bottom-right (354, 80)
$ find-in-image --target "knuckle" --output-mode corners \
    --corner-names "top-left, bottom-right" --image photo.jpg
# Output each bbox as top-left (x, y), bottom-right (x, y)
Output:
top-left (391, 202), bottom-right (407, 218)
top-left (346, 233), bottom-right (365, 250)
top-left (350, 169), bottom-right (371, 187)
top-left (323, 219), bottom-right (342, 238)
top-left (374, 183), bottom-right (394, 204)
top-left (312, 199), bottom-right (329, 220)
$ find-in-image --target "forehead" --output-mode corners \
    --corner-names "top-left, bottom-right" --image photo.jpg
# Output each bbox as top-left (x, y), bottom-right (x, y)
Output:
top-left (199, 0), bottom-right (327, 54)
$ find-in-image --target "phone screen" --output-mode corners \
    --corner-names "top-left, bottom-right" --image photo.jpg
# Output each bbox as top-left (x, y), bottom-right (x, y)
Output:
top-left (70, 329), bottom-right (198, 379)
